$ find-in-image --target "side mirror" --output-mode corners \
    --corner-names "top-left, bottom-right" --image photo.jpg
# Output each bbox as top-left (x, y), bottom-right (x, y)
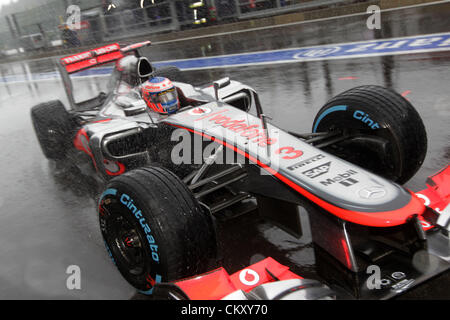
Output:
top-left (124, 100), bottom-right (147, 116)
top-left (213, 77), bottom-right (231, 100)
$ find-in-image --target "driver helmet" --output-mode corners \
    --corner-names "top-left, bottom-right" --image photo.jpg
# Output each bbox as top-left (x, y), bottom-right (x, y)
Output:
top-left (141, 77), bottom-right (179, 115)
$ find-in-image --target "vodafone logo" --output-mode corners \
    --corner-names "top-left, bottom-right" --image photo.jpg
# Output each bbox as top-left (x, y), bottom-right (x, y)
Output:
top-left (239, 269), bottom-right (260, 286)
top-left (188, 107), bottom-right (212, 116)
top-left (192, 109), bottom-right (277, 147)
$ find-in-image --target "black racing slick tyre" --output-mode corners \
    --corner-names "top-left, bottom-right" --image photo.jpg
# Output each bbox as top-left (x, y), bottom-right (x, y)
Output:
top-left (152, 65), bottom-right (185, 82)
top-left (312, 85), bottom-right (427, 184)
top-left (31, 100), bottom-right (74, 160)
top-left (98, 166), bottom-right (217, 294)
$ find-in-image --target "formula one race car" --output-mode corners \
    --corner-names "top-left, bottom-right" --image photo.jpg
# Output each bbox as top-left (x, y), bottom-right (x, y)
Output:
top-left (31, 41), bottom-right (450, 300)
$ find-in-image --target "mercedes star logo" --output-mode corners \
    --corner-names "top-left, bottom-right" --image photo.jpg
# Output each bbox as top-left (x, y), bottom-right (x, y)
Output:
top-left (359, 186), bottom-right (386, 199)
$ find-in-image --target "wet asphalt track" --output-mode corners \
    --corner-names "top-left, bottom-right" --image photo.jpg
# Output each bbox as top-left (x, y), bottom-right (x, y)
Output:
top-left (0, 2), bottom-right (449, 299)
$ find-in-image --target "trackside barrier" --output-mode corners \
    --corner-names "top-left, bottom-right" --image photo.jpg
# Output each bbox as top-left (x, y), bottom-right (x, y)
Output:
top-left (0, 0), bottom-right (354, 56)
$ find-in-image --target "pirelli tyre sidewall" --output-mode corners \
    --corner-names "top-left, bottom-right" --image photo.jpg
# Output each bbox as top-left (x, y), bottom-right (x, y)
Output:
top-left (98, 167), bottom-right (217, 294)
top-left (312, 85), bottom-right (427, 184)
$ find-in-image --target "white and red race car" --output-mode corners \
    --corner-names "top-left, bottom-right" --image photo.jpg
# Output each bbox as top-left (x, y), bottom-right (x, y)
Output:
top-left (31, 41), bottom-right (450, 299)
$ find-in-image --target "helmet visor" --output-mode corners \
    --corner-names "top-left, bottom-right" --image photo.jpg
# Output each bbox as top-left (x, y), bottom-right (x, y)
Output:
top-left (152, 88), bottom-right (178, 104)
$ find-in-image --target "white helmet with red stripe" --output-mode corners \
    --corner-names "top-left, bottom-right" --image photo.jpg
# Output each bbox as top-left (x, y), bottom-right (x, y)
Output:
top-left (141, 77), bottom-right (179, 115)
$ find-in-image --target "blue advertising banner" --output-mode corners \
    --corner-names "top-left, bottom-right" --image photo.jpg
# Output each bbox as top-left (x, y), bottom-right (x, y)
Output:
top-left (1, 32), bottom-right (450, 83)
top-left (155, 32), bottom-right (450, 70)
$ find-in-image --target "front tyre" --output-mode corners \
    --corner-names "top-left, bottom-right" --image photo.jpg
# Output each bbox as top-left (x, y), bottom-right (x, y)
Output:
top-left (99, 166), bottom-right (217, 294)
top-left (312, 85), bottom-right (427, 184)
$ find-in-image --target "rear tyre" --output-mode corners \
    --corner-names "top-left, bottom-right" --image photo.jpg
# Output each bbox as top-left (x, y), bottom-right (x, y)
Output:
top-left (312, 85), bottom-right (427, 184)
top-left (31, 100), bottom-right (74, 160)
top-left (99, 166), bottom-right (217, 294)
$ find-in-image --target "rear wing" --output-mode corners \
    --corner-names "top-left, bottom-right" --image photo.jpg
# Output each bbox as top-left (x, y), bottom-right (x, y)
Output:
top-left (57, 41), bottom-right (151, 111)
top-left (60, 41), bottom-right (151, 74)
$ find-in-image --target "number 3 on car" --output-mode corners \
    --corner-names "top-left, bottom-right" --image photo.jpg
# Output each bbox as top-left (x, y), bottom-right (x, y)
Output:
top-left (275, 146), bottom-right (303, 159)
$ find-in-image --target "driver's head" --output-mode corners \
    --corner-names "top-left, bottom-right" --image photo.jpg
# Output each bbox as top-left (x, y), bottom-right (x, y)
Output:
top-left (141, 77), bottom-right (179, 115)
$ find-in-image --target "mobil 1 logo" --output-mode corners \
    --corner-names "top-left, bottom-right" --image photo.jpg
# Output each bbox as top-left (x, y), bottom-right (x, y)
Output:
top-left (320, 169), bottom-right (359, 187)
top-left (302, 161), bottom-right (331, 179)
